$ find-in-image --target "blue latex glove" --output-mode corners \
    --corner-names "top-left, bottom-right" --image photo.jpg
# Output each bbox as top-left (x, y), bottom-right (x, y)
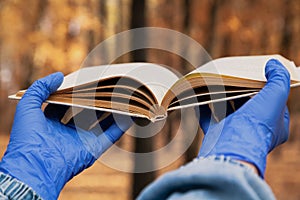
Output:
top-left (197, 59), bottom-right (290, 177)
top-left (0, 72), bottom-right (132, 200)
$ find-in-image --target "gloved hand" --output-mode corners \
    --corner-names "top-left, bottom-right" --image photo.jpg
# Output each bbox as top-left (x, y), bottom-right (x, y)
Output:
top-left (197, 59), bottom-right (290, 178)
top-left (0, 72), bottom-right (132, 200)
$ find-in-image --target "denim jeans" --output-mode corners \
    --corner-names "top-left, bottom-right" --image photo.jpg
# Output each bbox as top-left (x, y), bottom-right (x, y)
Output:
top-left (137, 156), bottom-right (275, 200)
top-left (0, 172), bottom-right (41, 200)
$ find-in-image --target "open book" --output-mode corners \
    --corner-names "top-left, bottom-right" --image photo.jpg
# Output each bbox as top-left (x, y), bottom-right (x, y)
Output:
top-left (9, 55), bottom-right (300, 122)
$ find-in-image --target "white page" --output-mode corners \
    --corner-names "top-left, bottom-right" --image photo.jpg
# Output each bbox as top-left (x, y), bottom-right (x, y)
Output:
top-left (167, 91), bottom-right (259, 111)
top-left (190, 55), bottom-right (300, 82)
top-left (58, 63), bottom-right (179, 104)
top-left (8, 93), bottom-right (158, 121)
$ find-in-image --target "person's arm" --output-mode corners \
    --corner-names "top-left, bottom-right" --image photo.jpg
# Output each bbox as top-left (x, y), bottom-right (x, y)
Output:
top-left (137, 156), bottom-right (275, 200)
top-left (138, 59), bottom-right (289, 200)
top-left (0, 72), bottom-right (132, 200)
top-left (198, 59), bottom-right (289, 177)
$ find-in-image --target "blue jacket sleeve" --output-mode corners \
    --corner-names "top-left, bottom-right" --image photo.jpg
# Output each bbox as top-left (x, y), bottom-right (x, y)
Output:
top-left (137, 156), bottom-right (275, 200)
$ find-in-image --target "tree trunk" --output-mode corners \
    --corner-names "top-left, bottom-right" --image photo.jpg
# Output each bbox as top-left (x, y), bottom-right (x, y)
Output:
top-left (130, 0), bottom-right (156, 199)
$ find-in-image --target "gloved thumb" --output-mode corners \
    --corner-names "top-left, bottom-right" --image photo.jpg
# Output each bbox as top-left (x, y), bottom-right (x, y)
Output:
top-left (239, 59), bottom-right (290, 121)
top-left (265, 59), bottom-right (290, 93)
top-left (19, 72), bottom-right (64, 109)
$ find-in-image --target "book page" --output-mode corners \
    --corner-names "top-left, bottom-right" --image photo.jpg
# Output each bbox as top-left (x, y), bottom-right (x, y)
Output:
top-left (58, 63), bottom-right (179, 104)
top-left (189, 55), bottom-right (300, 83)
top-left (167, 91), bottom-right (258, 111)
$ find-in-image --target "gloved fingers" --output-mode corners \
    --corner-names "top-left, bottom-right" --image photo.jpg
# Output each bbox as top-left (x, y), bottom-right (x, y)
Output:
top-left (88, 113), bottom-right (133, 143)
top-left (233, 97), bottom-right (250, 111)
top-left (89, 113), bottom-right (115, 135)
top-left (239, 59), bottom-right (290, 119)
top-left (18, 72), bottom-right (64, 110)
top-left (75, 114), bottom-right (133, 159)
top-left (225, 101), bottom-right (235, 116)
top-left (283, 106), bottom-right (290, 141)
top-left (269, 106), bottom-right (290, 151)
top-left (103, 114), bottom-right (134, 143)
top-left (210, 101), bottom-right (234, 121)
top-left (44, 104), bottom-right (70, 121)
top-left (66, 109), bottom-right (105, 131)
top-left (197, 104), bottom-right (217, 134)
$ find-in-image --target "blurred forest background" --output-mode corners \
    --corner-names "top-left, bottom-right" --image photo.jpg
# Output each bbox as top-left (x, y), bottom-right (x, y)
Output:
top-left (1, 0), bottom-right (300, 199)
